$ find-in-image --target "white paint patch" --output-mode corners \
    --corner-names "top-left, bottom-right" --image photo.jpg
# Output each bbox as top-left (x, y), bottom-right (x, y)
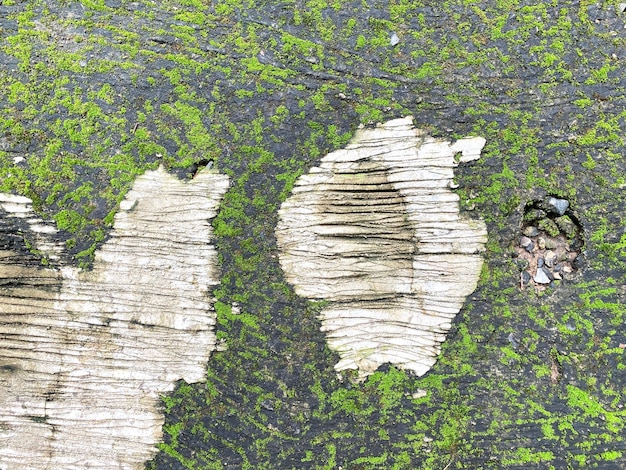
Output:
top-left (276, 116), bottom-right (487, 379)
top-left (0, 165), bottom-right (229, 469)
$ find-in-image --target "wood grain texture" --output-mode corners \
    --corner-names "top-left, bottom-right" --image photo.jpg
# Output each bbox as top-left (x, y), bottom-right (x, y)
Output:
top-left (276, 116), bottom-right (487, 378)
top-left (0, 166), bottom-right (229, 469)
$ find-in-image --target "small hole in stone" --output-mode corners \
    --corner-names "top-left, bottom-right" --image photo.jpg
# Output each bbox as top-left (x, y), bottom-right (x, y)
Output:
top-left (515, 196), bottom-right (584, 290)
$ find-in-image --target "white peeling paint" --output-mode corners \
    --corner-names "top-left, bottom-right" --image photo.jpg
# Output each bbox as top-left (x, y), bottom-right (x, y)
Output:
top-left (0, 165), bottom-right (229, 469)
top-left (276, 116), bottom-right (487, 379)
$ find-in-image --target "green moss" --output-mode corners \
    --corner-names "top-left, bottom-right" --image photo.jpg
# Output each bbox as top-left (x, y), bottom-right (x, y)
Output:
top-left (3, 0), bottom-right (626, 468)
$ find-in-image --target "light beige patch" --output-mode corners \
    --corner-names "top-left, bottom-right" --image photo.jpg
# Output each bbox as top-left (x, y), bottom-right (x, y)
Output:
top-left (276, 116), bottom-right (487, 379)
top-left (0, 165), bottom-right (229, 469)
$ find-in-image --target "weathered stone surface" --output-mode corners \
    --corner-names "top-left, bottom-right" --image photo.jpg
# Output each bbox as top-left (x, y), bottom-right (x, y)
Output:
top-left (0, 165), bottom-right (229, 469)
top-left (276, 116), bottom-right (487, 378)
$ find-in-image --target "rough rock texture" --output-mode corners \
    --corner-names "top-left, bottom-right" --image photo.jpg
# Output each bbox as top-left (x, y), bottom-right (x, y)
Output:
top-left (276, 116), bottom-right (487, 378)
top-left (0, 166), bottom-right (229, 469)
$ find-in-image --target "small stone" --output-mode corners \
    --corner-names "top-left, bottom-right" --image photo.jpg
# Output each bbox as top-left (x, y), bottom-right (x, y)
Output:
top-left (534, 267), bottom-right (552, 284)
top-left (519, 236), bottom-right (532, 248)
top-left (523, 226), bottom-right (540, 237)
top-left (619, 3), bottom-right (626, 13)
top-left (260, 400), bottom-right (274, 411)
top-left (544, 238), bottom-right (558, 250)
top-left (525, 240), bottom-right (535, 253)
top-left (544, 250), bottom-right (557, 268)
top-left (537, 237), bottom-right (546, 250)
top-left (562, 265), bottom-right (573, 274)
top-left (547, 197), bottom-right (569, 216)
top-left (537, 257), bottom-right (544, 268)
top-left (553, 271), bottom-right (562, 280)
top-left (521, 270), bottom-right (532, 286)
top-left (412, 389), bottom-right (428, 399)
top-left (390, 32), bottom-right (400, 46)
top-left (507, 332), bottom-right (519, 349)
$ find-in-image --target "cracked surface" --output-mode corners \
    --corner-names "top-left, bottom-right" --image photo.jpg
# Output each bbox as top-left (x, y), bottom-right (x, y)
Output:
top-left (277, 116), bottom-right (487, 378)
top-left (0, 166), bottom-right (229, 470)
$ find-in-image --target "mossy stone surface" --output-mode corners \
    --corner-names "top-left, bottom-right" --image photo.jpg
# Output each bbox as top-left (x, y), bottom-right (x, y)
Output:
top-left (2, 0), bottom-right (626, 468)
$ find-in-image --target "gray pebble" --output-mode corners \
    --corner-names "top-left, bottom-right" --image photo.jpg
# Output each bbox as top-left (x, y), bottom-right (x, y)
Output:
top-left (525, 241), bottom-right (535, 253)
top-left (523, 226), bottom-right (539, 237)
top-left (544, 250), bottom-right (556, 267)
top-left (534, 267), bottom-right (551, 284)
top-left (521, 270), bottom-right (532, 285)
top-left (544, 238), bottom-right (558, 250)
top-left (543, 266), bottom-right (555, 280)
top-left (537, 257), bottom-right (544, 268)
top-left (537, 237), bottom-right (546, 250)
top-left (548, 197), bottom-right (569, 216)
top-left (390, 32), bottom-right (400, 46)
top-left (520, 236), bottom-right (532, 248)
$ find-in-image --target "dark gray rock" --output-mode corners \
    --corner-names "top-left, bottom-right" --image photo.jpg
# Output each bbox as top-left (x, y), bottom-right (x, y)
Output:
top-left (534, 267), bottom-right (552, 284)
top-left (519, 236), bottom-right (532, 248)
top-left (547, 197), bottom-right (569, 216)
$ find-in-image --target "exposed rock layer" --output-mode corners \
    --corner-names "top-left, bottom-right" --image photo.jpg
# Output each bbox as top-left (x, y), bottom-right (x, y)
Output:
top-left (276, 116), bottom-right (487, 378)
top-left (0, 166), bottom-right (229, 469)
